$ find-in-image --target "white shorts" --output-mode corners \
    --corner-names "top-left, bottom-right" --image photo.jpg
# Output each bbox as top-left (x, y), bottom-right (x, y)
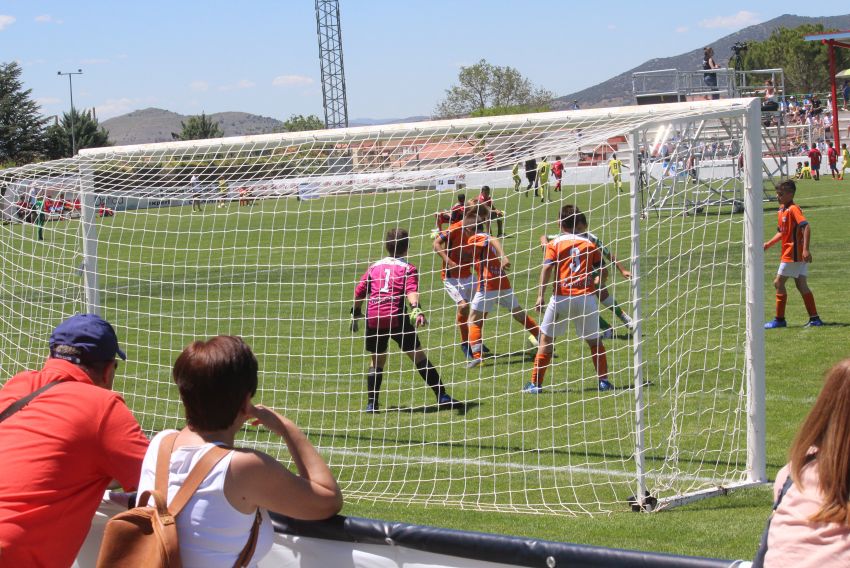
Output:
top-left (470, 288), bottom-right (520, 313)
top-left (443, 276), bottom-right (474, 304)
top-left (540, 294), bottom-right (601, 340)
top-left (777, 262), bottom-right (808, 278)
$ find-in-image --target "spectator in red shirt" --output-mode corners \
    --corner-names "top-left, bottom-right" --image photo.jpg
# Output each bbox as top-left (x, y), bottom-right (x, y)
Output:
top-left (0, 314), bottom-right (149, 567)
top-left (808, 146), bottom-right (822, 181)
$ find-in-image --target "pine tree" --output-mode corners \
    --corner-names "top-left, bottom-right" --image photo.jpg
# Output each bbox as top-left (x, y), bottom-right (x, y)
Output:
top-left (0, 61), bottom-right (48, 165)
top-left (43, 108), bottom-right (111, 159)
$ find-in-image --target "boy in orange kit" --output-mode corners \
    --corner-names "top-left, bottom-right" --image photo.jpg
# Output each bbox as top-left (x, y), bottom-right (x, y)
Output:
top-left (763, 179), bottom-right (822, 329)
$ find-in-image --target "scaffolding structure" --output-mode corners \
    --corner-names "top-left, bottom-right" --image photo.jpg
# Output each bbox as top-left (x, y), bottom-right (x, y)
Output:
top-left (315, 0), bottom-right (349, 129)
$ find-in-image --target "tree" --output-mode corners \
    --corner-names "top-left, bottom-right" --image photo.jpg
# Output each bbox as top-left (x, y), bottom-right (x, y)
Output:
top-left (282, 114), bottom-right (325, 132)
top-left (434, 59), bottom-right (554, 118)
top-left (0, 61), bottom-right (49, 165)
top-left (172, 112), bottom-right (224, 141)
top-left (739, 24), bottom-right (850, 95)
top-left (43, 108), bottom-right (110, 159)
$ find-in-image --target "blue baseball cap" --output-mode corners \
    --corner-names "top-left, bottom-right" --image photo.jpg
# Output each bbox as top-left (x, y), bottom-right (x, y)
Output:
top-left (49, 314), bottom-right (127, 363)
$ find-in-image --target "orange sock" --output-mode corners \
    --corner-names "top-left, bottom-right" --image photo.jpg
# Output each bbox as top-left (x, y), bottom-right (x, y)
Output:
top-left (589, 344), bottom-right (608, 379)
top-left (531, 353), bottom-right (552, 386)
top-left (776, 293), bottom-right (788, 319)
top-left (523, 315), bottom-right (540, 337)
top-left (457, 311), bottom-right (469, 343)
top-left (802, 292), bottom-right (818, 317)
top-left (468, 323), bottom-right (483, 358)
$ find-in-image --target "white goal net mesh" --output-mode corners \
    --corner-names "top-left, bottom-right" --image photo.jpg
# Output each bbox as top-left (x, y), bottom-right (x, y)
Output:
top-left (0, 99), bottom-right (763, 514)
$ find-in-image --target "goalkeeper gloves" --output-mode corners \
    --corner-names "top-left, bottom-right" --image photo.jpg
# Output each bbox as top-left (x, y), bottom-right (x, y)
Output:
top-left (350, 307), bottom-right (363, 333)
top-left (410, 306), bottom-right (426, 327)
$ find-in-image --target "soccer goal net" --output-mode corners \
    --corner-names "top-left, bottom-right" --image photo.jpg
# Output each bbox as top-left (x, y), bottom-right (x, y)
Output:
top-left (0, 98), bottom-right (765, 514)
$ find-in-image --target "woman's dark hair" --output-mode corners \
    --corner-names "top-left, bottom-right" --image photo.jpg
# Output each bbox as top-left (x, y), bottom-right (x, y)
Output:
top-left (385, 228), bottom-right (409, 257)
top-left (173, 336), bottom-right (258, 431)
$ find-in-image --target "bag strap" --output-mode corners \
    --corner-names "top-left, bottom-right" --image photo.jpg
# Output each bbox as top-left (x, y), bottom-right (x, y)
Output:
top-left (752, 474), bottom-right (794, 567)
top-left (155, 432), bottom-right (180, 497)
top-left (0, 379), bottom-right (70, 424)
top-left (167, 444), bottom-right (231, 517)
top-left (233, 509), bottom-right (263, 568)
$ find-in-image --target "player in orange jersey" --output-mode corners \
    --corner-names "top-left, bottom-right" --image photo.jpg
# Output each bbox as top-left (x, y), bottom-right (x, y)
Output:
top-left (526, 204), bottom-right (612, 393)
top-left (475, 185), bottom-right (504, 237)
top-left (433, 199), bottom-right (478, 358)
top-left (763, 179), bottom-right (822, 329)
top-left (463, 205), bottom-right (539, 367)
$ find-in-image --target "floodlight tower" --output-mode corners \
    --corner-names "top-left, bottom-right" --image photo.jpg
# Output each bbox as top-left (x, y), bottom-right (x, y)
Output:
top-left (315, 0), bottom-right (349, 129)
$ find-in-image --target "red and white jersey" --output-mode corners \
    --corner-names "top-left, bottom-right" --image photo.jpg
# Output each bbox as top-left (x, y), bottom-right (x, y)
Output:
top-left (544, 232), bottom-right (602, 297)
top-left (551, 160), bottom-right (564, 179)
top-left (354, 257), bottom-right (418, 329)
top-left (467, 233), bottom-right (511, 292)
top-left (437, 221), bottom-right (474, 280)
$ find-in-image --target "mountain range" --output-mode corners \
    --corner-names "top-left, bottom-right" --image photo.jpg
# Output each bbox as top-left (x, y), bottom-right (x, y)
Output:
top-left (101, 13), bottom-right (850, 145)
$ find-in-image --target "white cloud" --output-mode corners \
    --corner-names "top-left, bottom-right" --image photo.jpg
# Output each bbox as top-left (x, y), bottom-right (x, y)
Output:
top-left (35, 14), bottom-right (63, 24)
top-left (675, 26), bottom-right (689, 33)
top-left (0, 15), bottom-right (15, 30)
top-left (190, 81), bottom-right (209, 92)
top-left (218, 79), bottom-right (256, 91)
top-left (699, 11), bottom-right (760, 30)
top-left (272, 75), bottom-right (314, 87)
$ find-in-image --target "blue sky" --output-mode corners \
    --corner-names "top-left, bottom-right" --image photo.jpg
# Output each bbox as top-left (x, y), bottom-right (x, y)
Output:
top-left (1, 1), bottom-right (847, 121)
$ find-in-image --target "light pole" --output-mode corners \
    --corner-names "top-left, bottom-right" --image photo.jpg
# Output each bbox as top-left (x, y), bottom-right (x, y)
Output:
top-left (57, 69), bottom-right (83, 156)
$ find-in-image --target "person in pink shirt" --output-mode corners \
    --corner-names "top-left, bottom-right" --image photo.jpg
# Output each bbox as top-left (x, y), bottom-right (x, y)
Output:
top-left (762, 358), bottom-right (850, 567)
top-left (351, 228), bottom-right (460, 413)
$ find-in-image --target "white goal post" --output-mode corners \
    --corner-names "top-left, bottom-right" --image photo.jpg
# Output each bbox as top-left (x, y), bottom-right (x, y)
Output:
top-left (0, 98), bottom-right (766, 515)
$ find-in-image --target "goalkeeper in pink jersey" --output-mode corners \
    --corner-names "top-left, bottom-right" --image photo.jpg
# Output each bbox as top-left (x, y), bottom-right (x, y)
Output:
top-left (351, 228), bottom-right (460, 413)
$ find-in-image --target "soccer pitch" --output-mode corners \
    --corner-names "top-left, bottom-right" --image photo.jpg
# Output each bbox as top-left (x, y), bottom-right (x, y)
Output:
top-left (1, 178), bottom-right (846, 558)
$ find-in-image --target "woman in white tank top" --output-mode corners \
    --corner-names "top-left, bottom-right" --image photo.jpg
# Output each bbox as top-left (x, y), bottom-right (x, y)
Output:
top-left (137, 336), bottom-right (343, 568)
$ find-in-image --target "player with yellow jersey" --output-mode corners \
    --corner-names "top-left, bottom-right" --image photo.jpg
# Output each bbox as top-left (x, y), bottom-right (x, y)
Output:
top-left (841, 143), bottom-right (849, 180)
top-left (537, 157), bottom-right (551, 202)
top-left (608, 153), bottom-right (625, 191)
top-left (511, 162), bottom-right (522, 191)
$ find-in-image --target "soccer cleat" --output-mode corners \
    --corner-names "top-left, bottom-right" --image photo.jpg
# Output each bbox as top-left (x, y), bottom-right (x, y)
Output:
top-left (438, 394), bottom-right (462, 409)
top-left (625, 319), bottom-right (636, 334)
top-left (804, 317), bottom-right (824, 327)
top-left (526, 333), bottom-right (539, 349)
top-left (764, 318), bottom-right (787, 329)
top-left (522, 382), bottom-right (543, 394)
top-left (601, 328), bottom-right (614, 340)
top-left (466, 357), bottom-right (482, 369)
top-left (598, 379), bottom-right (614, 392)
top-left (364, 402), bottom-right (379, 413)
top-left (481, 344), bottom-right (493, 356)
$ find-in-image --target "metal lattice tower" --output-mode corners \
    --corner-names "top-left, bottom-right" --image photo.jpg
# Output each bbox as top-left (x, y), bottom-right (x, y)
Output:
top-left (315, 0), bottom-right (349, 129)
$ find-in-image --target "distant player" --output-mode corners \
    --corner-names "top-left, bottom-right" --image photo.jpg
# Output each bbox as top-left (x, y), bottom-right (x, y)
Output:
top-left (526, 204), bottom-right (612, 393)
top-left (352, 228), bottom-right (460, 412)
top-left (551, 156), bottom-right (563, 192)
top-left (841, 143), bottom-right (850, 180)
top-left (763, 180), bottom-right (822, 329)
top-left (34, 191), bottom-right (46, 241)
top-left (536, 157), bottom-right (551, 202)
top-left (433, 193), bottom-right (466, 237)
top-left (476, 185), bottom-right (504, 237)
top-left (799, 162), bottom-right (812, 180)
top-left (433, 199), bottom-right (476, 358)
top-left (827, 141), bottom-right (839, 179)
top-left (793, 162), bottom-right (803, 179)
top-left (463, 206), bottom-right (539, 367)
top-left (524, 157), bottom-right (538, 197)
top-left (608, 153), bottom-right (625, 191)
top-left (511, 162), bottom-right (522, 192)
top-left (807, 146), bottom-right (822, 181)
top-left (217, 178), bottom-right (228, 208)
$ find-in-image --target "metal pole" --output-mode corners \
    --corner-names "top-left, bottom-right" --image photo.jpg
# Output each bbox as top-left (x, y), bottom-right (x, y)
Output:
top-left (57, 69), bottom-right (83, 156)
top-left (827, 41), bottom-right (841, 153)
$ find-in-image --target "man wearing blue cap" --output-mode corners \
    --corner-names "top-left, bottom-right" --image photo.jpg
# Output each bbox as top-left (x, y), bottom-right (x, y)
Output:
top-left (0, 313), bottom-right (149, 567)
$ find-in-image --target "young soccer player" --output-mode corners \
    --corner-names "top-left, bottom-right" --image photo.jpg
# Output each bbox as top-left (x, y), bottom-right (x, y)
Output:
top-left (463, 206), bottom-right (539, 367)
top-left (793, 161), bottom-right (803, 179)
top-left (799, 161), bottom-right (812, 180)
top-left (840, 143), bottom-right (849, 181)
top-left (433, 199), bottom-right (476, 358)
top-left (808, 146), bottom-right (822, 181)
top-left (433, 193), bottom-right (466, 237)
top-left (763, 180), bottom-right (822, 329)
top-left (551, 156), bottom-right (564, 192)
top-left (608, 153), bottom-right (625, 191)
top-left (524, 157), bottom-right (537, 197)
top-left (827, 141), bottom-right (839, 179)
top-left (352, 228), bottom-right (460, 412)
top-left (511, 162), bottom-right (522, 192)
top-left (476, 185), bottom-right (504, 237)
top-left (537, 157), bottom-right (551, 202)
top-left (527, 205), bottom-right (612, 393)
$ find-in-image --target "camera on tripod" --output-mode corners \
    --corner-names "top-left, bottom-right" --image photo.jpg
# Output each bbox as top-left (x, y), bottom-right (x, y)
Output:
top-left (730, 42), bottom-right (748, 54)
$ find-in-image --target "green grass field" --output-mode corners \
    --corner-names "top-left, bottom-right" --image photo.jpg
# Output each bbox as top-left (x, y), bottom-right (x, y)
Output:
top-left (1, 177), bottom-right (847, 560)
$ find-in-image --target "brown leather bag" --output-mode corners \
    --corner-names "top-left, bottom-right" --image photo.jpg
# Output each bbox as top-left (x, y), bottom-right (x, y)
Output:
top-left (96, 432), bottom-right (262, 567)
